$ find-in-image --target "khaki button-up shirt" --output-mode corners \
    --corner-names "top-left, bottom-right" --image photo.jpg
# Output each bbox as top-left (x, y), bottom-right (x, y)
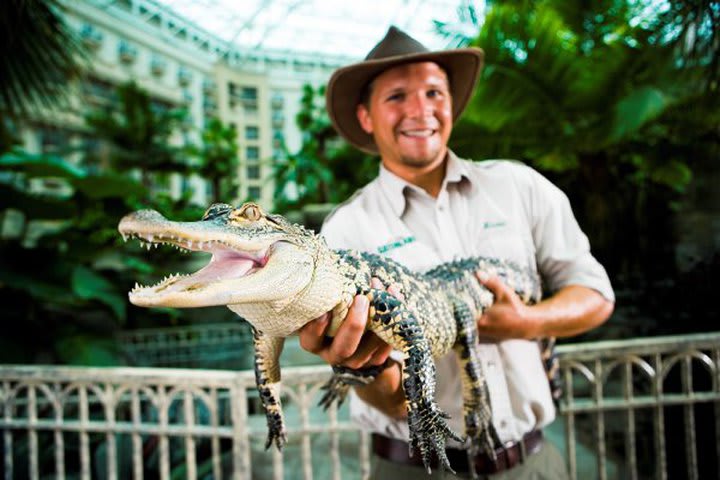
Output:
top-left (321, 152), bottom-right (614, 444)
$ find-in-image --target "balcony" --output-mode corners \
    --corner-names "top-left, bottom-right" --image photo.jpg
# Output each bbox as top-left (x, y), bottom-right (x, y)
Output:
top-left (150, 55), bottom-right (167, 76)
top-left (79, 24), bottom-right (103, 50)
top-left (177, 67), bottom-right (193, 87)
top-left (1, 331), bottom-right (718, 479)
top-left (202, 79), bottom-right (217, 95)
top-left (117, 40), bottom-right (138, 64)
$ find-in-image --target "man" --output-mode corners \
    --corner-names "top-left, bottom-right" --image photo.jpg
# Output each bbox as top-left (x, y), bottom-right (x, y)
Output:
top-left (298, 26), bottom-right (614, 479)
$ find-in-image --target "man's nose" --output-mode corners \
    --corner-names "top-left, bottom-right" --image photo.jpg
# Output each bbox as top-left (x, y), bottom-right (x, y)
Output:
top-left (404, 92), bottom-right (431, 118)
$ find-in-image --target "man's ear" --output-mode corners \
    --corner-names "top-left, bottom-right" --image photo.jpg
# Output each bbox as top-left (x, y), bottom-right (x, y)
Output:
top-left (356, 104), bottom-right (373, 134)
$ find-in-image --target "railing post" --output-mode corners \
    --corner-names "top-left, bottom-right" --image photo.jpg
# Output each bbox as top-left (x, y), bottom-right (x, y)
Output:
top-left (231, 373), bottom-right (251, 479)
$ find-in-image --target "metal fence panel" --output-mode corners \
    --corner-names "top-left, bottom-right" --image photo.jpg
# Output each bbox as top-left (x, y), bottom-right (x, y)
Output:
top-left (2, 332), bottom-right (719, 479)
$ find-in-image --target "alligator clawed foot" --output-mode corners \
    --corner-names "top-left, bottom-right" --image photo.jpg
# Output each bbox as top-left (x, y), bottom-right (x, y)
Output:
top-left (318, 375), bottom-right (351, 410)
top-left (407, 401), bottom-right (463, 473)
top-left (264, 416), bottom-right (287, 450)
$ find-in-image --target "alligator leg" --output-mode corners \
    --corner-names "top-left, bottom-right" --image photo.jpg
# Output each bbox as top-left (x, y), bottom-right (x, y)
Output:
top-left (539, 336), bottom-right (562, 406)
top-left (451, 297), bottom-right (497, 478)
top-left (251, 327), bottom-right (287, 450)
top-left (318, 361), bottom-right (391, 409)
top-left (367, 289), bottom-right (463, 474)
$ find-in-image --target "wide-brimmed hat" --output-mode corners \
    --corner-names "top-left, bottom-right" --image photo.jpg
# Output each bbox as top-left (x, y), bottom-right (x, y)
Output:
top-left (326, 26), bottom-right (484, 154)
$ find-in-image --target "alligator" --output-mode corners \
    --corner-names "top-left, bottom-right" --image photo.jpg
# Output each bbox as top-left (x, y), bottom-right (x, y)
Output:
top-left (118, 202), bottom-right (544, 475)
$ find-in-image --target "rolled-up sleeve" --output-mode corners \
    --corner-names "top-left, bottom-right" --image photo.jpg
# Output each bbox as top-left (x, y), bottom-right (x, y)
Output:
top-left (526, 168), bottom-right (615, 302)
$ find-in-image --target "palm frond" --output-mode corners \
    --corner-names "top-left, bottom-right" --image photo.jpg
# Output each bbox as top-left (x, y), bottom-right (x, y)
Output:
top-left (0, 0), bottom-right (87, 115)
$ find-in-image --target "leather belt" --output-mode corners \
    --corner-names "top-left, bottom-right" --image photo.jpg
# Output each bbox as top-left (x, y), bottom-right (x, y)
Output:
top-left (371, 429), bottom-right (544, 475)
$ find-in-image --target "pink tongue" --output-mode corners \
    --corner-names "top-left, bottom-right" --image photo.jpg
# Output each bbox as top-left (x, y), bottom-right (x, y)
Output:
top-left (165, 257), bottom-right (257, 292)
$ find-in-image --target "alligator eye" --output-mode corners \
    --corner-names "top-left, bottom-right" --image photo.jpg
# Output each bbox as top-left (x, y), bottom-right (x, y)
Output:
top-left (230, 203), bottom-right (263, 222)
top-left (242, 204), bottom-right (262, 221)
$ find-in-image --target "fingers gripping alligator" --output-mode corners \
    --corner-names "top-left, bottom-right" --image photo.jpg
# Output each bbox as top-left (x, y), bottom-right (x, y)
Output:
top-left (118, 202), bottom-right (543, 474)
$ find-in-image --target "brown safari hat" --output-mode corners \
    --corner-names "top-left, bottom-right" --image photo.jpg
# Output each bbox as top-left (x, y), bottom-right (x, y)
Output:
top-left (326, 26), bottom-right (484, 154)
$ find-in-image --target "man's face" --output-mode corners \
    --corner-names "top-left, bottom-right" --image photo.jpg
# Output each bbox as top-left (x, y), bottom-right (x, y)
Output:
top-left (356, 62), bottom-right (452, 173)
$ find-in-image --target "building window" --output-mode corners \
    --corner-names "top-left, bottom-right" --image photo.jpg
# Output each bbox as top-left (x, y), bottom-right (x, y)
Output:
top-left (246, 146), bottom-right (259, 161)
top-left (248, 186), bottom-right (261, 199)
top-left (245, 126), bottom-right (259, 140)
top-left (241, 87), bottom-right (257, 101)
top-left (118, 40), bottom-right (138, 64)
top-left (40, 127), bottom-right (69, 155)
top-left (81, 77), bottom-right (117, 105)
top-left (241, 86), bottom-right (258, 111)
top-left (246, 165), bottom-right (260, 180)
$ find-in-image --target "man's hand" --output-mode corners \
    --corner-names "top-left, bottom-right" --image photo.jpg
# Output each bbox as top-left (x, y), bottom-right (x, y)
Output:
top-left (475, 271), bottom-right (541, 340)
top-left (476, 271), bottom-right (614, 340)
top-left (297, 279), bottom-right (407, 418)
top-left (298, 279), bottom-right (398, 370)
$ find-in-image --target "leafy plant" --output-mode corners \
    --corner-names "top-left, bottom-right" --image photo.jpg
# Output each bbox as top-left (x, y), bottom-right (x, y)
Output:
top-left (85, 81), bottom-right (191, 190)
top-left (186, 117), bottom-right (240, 203)
top-left (0, 0), bottom-right (86, 118)
top-left (439, 0), bottom-right (719, 280)
top-left (272, 84), bottom-right (376, 214)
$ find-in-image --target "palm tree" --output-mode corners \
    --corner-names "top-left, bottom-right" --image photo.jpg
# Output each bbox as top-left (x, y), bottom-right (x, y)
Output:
top-left (440, 0), bottom-right (719, 274)
top-left (187, 117), bottom-right (240, 203)
top-left (85, 82), bottom-right (190, 190)
top-left (272, 84), bottom-right (376, 214)
top-left (0, 0), bottom-right (86, 150)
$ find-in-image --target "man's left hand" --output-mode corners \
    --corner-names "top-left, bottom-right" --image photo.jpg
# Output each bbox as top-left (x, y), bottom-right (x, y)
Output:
top-left (475, 271), bottom-right (541, 340)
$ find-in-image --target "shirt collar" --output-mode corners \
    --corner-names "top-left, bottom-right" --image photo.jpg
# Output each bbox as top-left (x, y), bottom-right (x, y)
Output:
top-left (377, 150), bottom-right (473, 218)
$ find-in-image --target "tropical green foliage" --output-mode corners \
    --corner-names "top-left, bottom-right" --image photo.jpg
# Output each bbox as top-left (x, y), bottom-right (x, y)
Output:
top-left (187, 117), bottom-right (240, 203)
top-left (0, 0), bottom-right (86, 117)
top-left (272, 84), bottom-right (376, 214)
top-left (85, 82), bottom-right (191, 190)
top-left (0, 79), bottom-right (224, 365)
top-left (437, 1), bottom-right (720, 279)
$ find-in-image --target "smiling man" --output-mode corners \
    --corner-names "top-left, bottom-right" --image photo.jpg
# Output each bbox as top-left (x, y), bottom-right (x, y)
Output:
top-left (298, 26), bottom-right (614, 479)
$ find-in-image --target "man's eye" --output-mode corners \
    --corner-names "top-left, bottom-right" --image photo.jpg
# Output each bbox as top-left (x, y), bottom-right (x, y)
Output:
top-left (387, 92), bottom-right (404, 101)
top-left (427, 89), bottom-right (441, 98)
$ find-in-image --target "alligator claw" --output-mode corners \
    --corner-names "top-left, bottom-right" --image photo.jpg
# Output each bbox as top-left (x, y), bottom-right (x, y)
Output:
top-left (406, 400), bottom-right (463, 473)
top-left (265, 423), bottom-right (287, 450)
top-left (318, 375), bottom-right (351, 409)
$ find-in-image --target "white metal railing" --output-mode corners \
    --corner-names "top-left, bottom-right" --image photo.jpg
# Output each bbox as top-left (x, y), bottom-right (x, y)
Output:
top-left (556, 331), bottom-right (720, 480)
top-left (2, 332), bottom-right (719, 479)
top-left (117, 322), bottom-right (255, 369)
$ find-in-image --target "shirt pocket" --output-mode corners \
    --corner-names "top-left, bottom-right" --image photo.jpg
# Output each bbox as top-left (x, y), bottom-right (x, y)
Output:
top-left (472, 222), bottom-right (536, 268)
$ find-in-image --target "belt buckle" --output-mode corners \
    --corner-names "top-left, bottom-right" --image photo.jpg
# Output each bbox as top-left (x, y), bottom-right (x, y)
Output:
top-left (501, 438), bottom-right (526, 469)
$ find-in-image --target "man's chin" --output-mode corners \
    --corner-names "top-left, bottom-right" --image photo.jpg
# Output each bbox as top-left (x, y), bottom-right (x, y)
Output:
top-left (400, 149), bottom-right (446, 168)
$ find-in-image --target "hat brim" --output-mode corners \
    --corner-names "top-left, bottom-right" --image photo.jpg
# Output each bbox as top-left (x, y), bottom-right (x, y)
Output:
top-left (326, 48), bottom-right (484, 154)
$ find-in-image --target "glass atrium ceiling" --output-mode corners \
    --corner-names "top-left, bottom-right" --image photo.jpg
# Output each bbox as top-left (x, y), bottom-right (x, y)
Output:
top-left (155, 0), bottom-right (484, 60)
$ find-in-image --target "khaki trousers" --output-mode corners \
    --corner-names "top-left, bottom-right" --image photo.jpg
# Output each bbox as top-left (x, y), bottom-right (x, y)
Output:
top-left (370, 441), bottom-right (570, 480)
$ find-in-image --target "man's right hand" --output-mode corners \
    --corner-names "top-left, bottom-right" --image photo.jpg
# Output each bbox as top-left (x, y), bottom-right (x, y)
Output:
top-left (298, 282), bottom-right (408, 418)
top-left (298, 293), bottom-right (393, 370)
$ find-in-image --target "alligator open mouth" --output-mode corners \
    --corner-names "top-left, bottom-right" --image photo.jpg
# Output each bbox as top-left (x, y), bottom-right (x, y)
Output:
top-left (121, 231), bottom-right (270, 299)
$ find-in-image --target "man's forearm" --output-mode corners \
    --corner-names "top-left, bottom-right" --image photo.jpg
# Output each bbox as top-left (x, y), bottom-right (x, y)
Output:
top-left (531, 285), bottom-right (613, 338)
top-left (354, 360), bottom-right (407, 418)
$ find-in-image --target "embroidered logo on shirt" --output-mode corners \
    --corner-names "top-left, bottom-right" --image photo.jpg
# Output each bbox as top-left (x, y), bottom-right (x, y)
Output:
top-left (483, 221), bottom-right (507, 229)
top-left (377, 236), bottom-right (415, 254)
